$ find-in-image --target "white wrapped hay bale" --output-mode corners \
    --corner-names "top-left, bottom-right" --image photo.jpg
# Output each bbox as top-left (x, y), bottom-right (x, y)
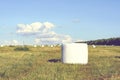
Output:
top-left (33, 45), bottom-right (37, 47)
top-left (62, 43), bottom-right (88, 64)
top-left (0, 45), bottom-right (4, 47)
top-left (92, 44), bottom-right (96, 48)
top-left (50, 45), bottom-right (54, 47)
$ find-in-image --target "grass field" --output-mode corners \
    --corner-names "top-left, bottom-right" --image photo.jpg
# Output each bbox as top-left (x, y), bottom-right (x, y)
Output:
top-left (0, 45), bottom-right (120, 80)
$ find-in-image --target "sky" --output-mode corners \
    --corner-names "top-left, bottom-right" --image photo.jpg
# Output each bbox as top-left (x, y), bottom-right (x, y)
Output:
top-left (0, 0), bottom-right (120, 45)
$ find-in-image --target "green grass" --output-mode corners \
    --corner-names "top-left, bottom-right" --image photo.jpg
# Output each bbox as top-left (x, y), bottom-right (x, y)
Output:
top-left (0, 46), bottom-right (120, 80)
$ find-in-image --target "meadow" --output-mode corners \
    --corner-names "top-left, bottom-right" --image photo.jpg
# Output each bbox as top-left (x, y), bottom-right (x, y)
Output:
top-left (0, 45), bottom-right (120, 80)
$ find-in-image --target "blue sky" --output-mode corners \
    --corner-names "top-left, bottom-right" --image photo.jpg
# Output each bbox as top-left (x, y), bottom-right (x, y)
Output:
top-left (0, 0), bottom-right (120, 45)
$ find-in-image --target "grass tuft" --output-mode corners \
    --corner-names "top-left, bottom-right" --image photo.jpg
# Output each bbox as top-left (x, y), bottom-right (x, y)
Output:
top-left (14, 46), bottom-right (30, 51)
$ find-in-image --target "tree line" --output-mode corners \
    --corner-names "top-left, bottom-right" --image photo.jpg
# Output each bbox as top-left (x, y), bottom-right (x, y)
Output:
top-left (86, 37), bottom-right (120, 46)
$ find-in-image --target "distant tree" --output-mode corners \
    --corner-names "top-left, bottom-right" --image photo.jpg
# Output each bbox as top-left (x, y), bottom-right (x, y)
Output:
top-left (86, 37), bottom-right (120, 46)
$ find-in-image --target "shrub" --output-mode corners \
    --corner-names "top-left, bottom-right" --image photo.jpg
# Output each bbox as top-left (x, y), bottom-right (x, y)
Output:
top-left (14, 46), bottom-right (29, 51)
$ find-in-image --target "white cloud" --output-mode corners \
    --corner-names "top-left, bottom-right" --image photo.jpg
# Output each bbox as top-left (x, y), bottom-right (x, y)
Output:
top-left (16, 22), bottom-right (55, 35)
top-left (17, 22), bottom-right (73, 44)
top-left (10, 40), bottom-right (21, 45)
top-left (34, 38), bottom-right (41, 43)
top-left (2, 40), bottom-right (20, 46)
top-left (35, 33), bottom-right (72, 44)
top-left (12, 40), bottom-right (18, 44)
top-left (43, 22), bottom-right (54, 29)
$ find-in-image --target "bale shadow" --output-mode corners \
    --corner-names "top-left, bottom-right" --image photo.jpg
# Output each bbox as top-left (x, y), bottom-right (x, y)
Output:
top-left (48, 59), bottom-right (61, 63)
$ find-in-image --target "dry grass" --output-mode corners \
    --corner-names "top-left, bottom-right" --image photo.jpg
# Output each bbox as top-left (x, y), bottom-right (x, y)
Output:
top-left (0, 45), bottom-right (120, 80)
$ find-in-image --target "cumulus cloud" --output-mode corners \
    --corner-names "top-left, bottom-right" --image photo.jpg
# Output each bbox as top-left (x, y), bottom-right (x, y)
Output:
top-left (10, 40), bottom-right (21, 45)
top-left (43, 22), bottom-right (54, 29)
top-left (34, 38), bottom-right (41, 44)
top-left (17, 22), bottom-right (73, 44)
top-left (35, 33), bottom-right (72, 44)
top-left (17, 22), bottom-right (54, 35)
top-left (3, 40), bottom-right (20, 46)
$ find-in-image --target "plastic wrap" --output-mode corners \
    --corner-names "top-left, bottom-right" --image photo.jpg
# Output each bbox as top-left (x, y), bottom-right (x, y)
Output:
top-left (62, 43), bottom-right (88, 64)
